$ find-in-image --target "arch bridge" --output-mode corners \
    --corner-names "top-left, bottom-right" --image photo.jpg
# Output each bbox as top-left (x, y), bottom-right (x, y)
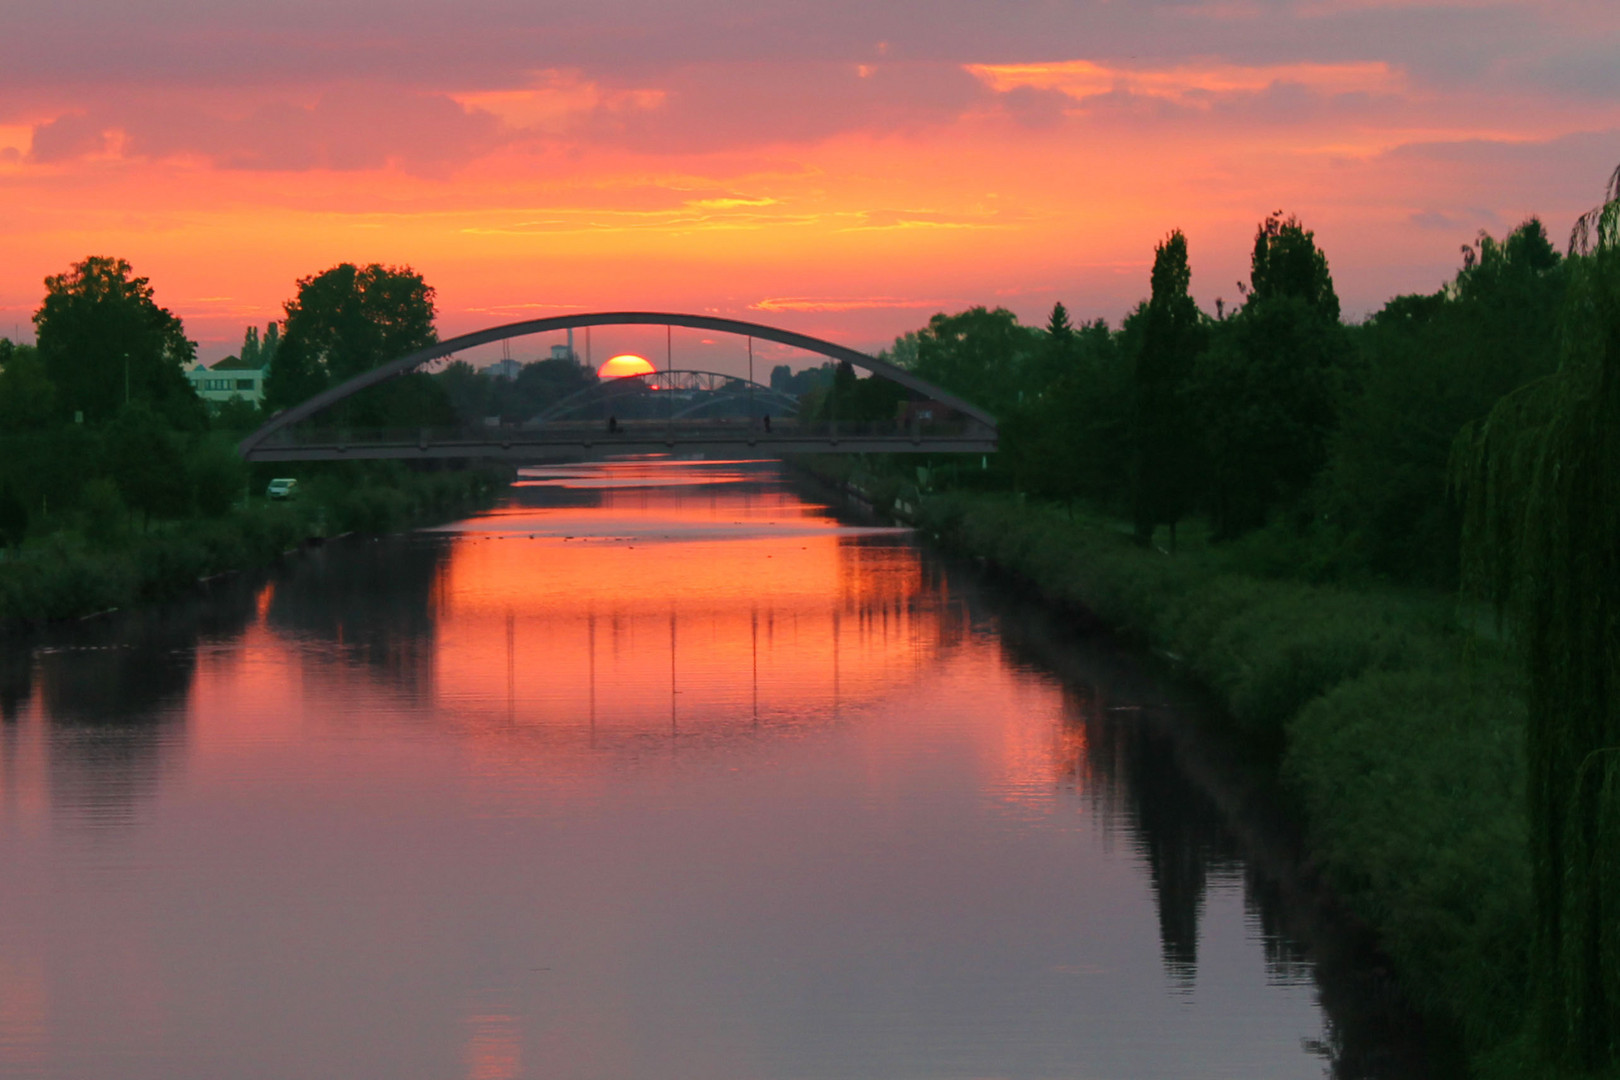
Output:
top-left (238, 312), bottom-right (998, 463)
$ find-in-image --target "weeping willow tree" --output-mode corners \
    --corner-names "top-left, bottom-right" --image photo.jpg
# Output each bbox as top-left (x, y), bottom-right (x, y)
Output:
top-left (1455, 165), bottom-right (1620, 1070)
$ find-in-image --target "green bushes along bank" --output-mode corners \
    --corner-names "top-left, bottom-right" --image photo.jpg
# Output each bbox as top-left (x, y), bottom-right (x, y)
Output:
top-left (0, 462), bottom-right (505, 627)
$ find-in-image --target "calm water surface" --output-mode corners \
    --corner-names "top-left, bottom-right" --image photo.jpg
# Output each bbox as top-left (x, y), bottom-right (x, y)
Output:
top-left (0, 460), bottom-right (1403, 1078)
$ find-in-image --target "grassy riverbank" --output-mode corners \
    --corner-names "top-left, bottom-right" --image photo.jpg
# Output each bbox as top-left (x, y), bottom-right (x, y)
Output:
top-left (914, 489), bottom-right (1535, 1074)
top-left (0, 462), bottom-right (506, 626)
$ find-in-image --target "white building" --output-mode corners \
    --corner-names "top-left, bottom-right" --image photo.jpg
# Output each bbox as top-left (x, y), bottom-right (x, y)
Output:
top-left (186, 355), bottom-right (266, 407)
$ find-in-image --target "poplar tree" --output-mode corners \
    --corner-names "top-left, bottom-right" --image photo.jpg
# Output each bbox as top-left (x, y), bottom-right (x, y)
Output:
top-left (1455, 165), bottom-right (1620, 1069)
top-left (238, 323), bottom-right (278, 370)
top-left (260, 323), bottom-right (279, 369)
top-left (240, 325), bottom-right (260, 368)
top-left (1200, 214), bottom-right (1343, 536)
top-left (1133, 230), bottom-right (1205, 546)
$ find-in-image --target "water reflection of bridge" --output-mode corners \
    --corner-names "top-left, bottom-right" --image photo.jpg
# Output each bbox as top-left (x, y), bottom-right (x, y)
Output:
top-left (238, 312), bottom-right (998, 463)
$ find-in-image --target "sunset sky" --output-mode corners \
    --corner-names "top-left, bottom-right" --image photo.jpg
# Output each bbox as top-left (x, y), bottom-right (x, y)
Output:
top-left (3, 0), bottom-right (1617, 364)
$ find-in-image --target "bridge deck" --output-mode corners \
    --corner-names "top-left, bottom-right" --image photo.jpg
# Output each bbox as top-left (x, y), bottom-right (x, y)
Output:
top-left (246, 431), bottom-right (997, 462)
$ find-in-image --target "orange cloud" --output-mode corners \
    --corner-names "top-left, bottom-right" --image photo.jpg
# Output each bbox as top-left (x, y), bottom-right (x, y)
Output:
top-left (453, 70), bottom-right (666, 134)
top-left (751, 297), bottom-right (954, 313)
top-left (968, 59), bottom-right (1402, 102)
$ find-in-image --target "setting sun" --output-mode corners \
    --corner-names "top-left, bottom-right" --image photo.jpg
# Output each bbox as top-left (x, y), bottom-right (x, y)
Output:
top-left (598, 353), bottom-right (656, 378)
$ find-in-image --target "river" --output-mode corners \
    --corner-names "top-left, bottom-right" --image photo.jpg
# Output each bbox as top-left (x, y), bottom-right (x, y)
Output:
top-left (0, 459), bottom-right (1443, 1079)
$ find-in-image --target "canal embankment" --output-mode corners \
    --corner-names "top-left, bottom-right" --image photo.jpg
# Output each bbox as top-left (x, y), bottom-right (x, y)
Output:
top-left (0, 463), bottom-right (507, 627)
top-left (905, 489), bottom-right (1533, 1076)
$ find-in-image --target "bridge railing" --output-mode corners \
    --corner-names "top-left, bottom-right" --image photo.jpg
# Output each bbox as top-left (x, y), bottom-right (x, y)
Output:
top-left (253, 413), bottom-right (990, 446)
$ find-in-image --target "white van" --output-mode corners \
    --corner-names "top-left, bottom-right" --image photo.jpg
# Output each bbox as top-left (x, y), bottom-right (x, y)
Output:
top-left (266, 478), bottom-right (299, 500)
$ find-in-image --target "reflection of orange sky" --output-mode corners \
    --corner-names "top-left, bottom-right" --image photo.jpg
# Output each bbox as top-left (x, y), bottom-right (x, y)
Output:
top-left (464, 1010), bottom-right (522, 1080)
top-left (439, 525), bottom-right (919, 614)
top-left (0, 956), bottom-right (47, 1071)
top-left (2, 467), bottom-right (1098, 828)
top-left (0, 700), bottom-right (51, 835)
top-left (418, 473), bottom-right (1088, 809)
top-left (432, 491), bottom-right (934, 736)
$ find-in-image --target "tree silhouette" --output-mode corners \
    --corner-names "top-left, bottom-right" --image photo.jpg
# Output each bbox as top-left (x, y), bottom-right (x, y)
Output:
top-left (1201, 215), bottom-right (1344, 536)
top-left (0, 342), bottom-right (58, 431)
top-left (1247, 212), bottom-right (1339, 321)
top-left (911, 306), bottom-right (1035, 416)
top-left (1132, 230), bottom-right (1206, 547)
top-left (33, 256), bottom-right (201, 428)
top-left (1325, 219), bottom-right (1564, 583)
top-left (1021, 301), bottom-right (1078, 393)
top-left (265, 263), bottom-right (448, 427)
top-left (238, 323), bottom-right (278, 370)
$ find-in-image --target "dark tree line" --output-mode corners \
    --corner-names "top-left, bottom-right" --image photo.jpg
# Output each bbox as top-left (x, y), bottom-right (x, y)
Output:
top-left (0, 257), bottom-right (473, 538)
top-left (0, 254), bottom-right (623, 542)
top-left (885, 209), bottom-right (1566, 589)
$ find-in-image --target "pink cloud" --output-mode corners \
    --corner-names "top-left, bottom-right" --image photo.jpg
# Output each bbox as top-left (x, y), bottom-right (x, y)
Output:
top-left (576, 62), bottom-right (991, 153)
top-left (28, 112), bottom-right (114, 162)
top-left (997, 86), bottom-right (1071, 129)
top-left (28, 88), bottom-right (503, 175)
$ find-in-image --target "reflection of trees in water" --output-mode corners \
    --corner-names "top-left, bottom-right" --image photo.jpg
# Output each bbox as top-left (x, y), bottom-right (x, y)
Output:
top-left (0, 644), bottom-right (31, 722)
top-left (1078, 694), bottom-right (1249, 990)
top-left (28, 580), bottom-right (261, 827)
top-left (505, 483), bottom-right (606, 510)
top-left (833, 535), bottom-right (972, 656)
top-left (972, 571), bottom-right (1454, 1080)
top-left (266, 536), bottom-right (449, 698)
top-left (967, 585), bottom-right (1300, 991)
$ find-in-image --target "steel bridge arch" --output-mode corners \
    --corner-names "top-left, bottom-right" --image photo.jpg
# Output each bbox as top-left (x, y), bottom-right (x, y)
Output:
top-left (237, 311), bottom-right (995, 458)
